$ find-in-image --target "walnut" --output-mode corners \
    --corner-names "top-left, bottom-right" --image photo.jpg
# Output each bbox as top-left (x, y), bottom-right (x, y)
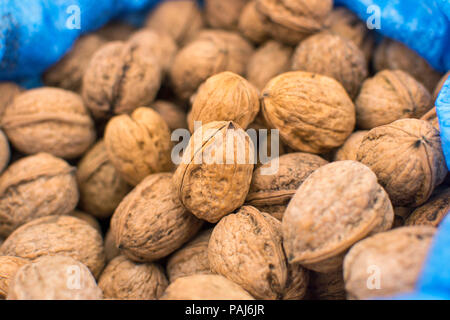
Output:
top-left (0, 130), bottom-right (10, 174)
top-left (261, 71), bottom-right (355, 154)
top-left (205, 0), bottom-right (249, 30)
top-left (151, 100), bottom-right (188, 131)
top-left (111, 173), bottom-right (203, 262)
top-left (69, 210), bottom-right (101, 233)
top-left (104, 229), bottom-right (120, 263)
top-left (405, 187), bottom-right (450, 227)
top-left (82, 41), bottom-right (161, 120)
top-left (0, 216), bottom-right (105, 278)
top-left (104, 107), bottom-right (173, 186)
top-left (343, 226), bottom-right (436, 300)
top-left (95, 22), bottom-right (136, 41)
top-left (238, 1), bottom-right (269, 44)
top-left (421, 107), bottom-right (440, 131)
top-left (98, 255), bottom-right (168, 300)
top-left (0, 82), bottom-right (22, 121)
top-left (333, 131), bottom-right (368, 161)
top-left (282, 161), bottom-right (394, 273)
top-left (433, 71), bottom-right (449, 102)
top-left (2, 87), bottom-right (95, 159)
top-left (308, 269), bottom-right (346, 300)
top-left (357, 119), bottom-right (448, 207)
top-left (173, 121), bottom-right (255, 223)
top-left (160, 274), bottom-right (254, 300)
top-left (0, 256), bottom-right (28, 299)
top-left (7, 255), bottom-right (102, 300)
top-left (292, 32), bottom-right (368, 99)
top-left (0, 153), bottom-right (78, 237)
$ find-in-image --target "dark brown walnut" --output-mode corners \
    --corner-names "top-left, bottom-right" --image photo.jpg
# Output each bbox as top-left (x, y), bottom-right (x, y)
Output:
top-left (238, 0), bottom-right (269, 44)
top-left (43, 34), bottom-right (106, 92)
top-left (355, 70), bottom-right (432, 129)
top-left (111, 173), bottom-right (203, 262)
top-left (0, 130), bottom-right (10, 174)
top-left (173, 121), bottom-right (255, 223)
top-left (104, 107), bottom-right (173, 186)
top-left (169, 30), bottom-right (254, 100)
top-left (82, 41), bottom-right (161, 120)
top-left (0, 216), bottom-right (105, 278)
top-left (69, 210), bottom-right (101, 233)
top-left (161, 274), bottom-right (254, 300)
top-left (104, 229), bottom-right (120, 263)
top-left (189, 72), bottom-right (260, 132)
top-left (0, 82), bottom-right (22, 121)
top-left (433, 71), bottom-right (450, 102)
top-left (333, 131), bottom-right (368, 161)
top-left (421, 107), bottom-right (440, 131)
top-left (2, 87), bottom-right (95, 159)
top-left (344, 226), bottom-right (436, 300)
top-left (246, 153), bottom-right (328, 220)
top-left (145, 0), bottom-right (204, 45)
top-left (205, 0), bottom-right (249, 30)
top-left (357, 119), bottom-right (448, 207)
top-left (98, 255), bottom-right (168, 300)
top-left (246, 41), bottom-right (293, 91)
top-left (95, 22), bottom-right (137, 41)
top-left (406, 187), bottom-right (450, 227)
top-left (0, 153), bottom-right (78, 237)
top-left (77, 140), bottom-right (131, 219)
top-left (282, 161), bottom-right (394, 273)
top-left (374, 39), bottom-right (442, 92)
top-left (7, 255), bottom-right (102, 300)
top-left (0, 256), bottom-right (28, 299)
top-left (151, 100), bottom-right (188, 131)
top-left (292, 32), bottom-right (368, 99)
top-left (255, 0), bottom-right (333, 46)
top-left (261, 71), bottom-right (356, 154)
top-left (308, 268), bottom-right (346, 300)
top-left (167, 229), bottom-right (213, 282)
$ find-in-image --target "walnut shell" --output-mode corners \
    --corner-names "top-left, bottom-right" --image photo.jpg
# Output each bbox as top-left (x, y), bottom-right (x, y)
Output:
top-left (282, 161), bottom-right (394, 273)
top-left (98, 255), bottom-right (168, 300)
top-left (160, 274), bottom-right (254, 300)
top-left (0, 256), bottom-right (28, 299)
top-left (111, 173), bottom-right (203, 262)
top-left (292, 32), bottom-right (368, 99)
top-left (104, 107), bottom-right (173, 186)
top-left (261, 71), bottom-right (355, 154)
top-left (104, 229), bottom-right (120, 263)
top-left (246, 40), bottom-right (293, 91)
top-left (69, 210), bottom-right (101, 233)
top-left (421, 107), bottom-right (440, 131)
top-left (77, 140), bottom-right (131, 219)
top-left (0, 216), bottom-right (105, 278)
top-left (95, 22), bottom-right (136, 41)
top-left (333, 131), bottom-right (368, 161)
top-left (405, 187), bottom-right (450, 227)
top-left (189, 72), bottom-right (260, 132)
top-left (238, 0), bottom-right (269, 44)
top-left (82, 41), bottom-right (161, 120)
top-left (2, 87), bottom-right (95, 159)
top-left (151, 100), bottom-right (187, 131)
top-left (0, 129), bottom-right (10, 174)
top-left (0, 153), bottom-right (78, 237)
top-left (0, 82), bottom-right (22, 121)
top-left (308, 269), bottom-right (346, 300)
top-left (205, 0), bottom-right (249, 30)
top-left (433, 71), bottom-right (450, 102)
top-left (343, 226), bottom-right (436, 300)
top-left (7, 255), bottom-right (102, 300)
top-left (173, 121), bottom-right (255, 223)
top-left (357, 119), bottom-right (448, 207)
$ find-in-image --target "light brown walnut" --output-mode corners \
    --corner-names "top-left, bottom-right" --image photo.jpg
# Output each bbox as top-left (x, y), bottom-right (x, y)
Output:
top-left (238, 1), bottom-right (269, 44)
top-left (205, 0), bottom-right (249, 30)
top-left (333, 131), bottom-right (368, 161)
top-left (104, 229), bottom-right (120, 263)
top-left (0, 256), bottom-right (28, 299)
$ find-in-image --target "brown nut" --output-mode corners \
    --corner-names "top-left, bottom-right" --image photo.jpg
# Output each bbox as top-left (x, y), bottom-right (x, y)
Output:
top-left (77, 140), bottom-right (131, 219)
top-left (69, 210), bottom-right (101, 233)
top-left (151, 100), bottom-right (188, 131)
top-left (292, 32), bottom-right (368, 99)
top-left (104, 107), bottom-right (173, 186)
top-left (0, 153), bottom-right (78, 237)
top-left (238, 0), bottom-right (269, 44)
top-left (111, 173), bottom-right (203, 262)
top-left (95, 22), bottom-right (136, 41)
top-left (333, 131), bottom-right (368, 161)
top-left (357, 119), bottom-right (448, 207)
top-left (0, 215), bottom-right (105, 278)
top-left (261, 71), bottom-right (356, 154)
top-left (0, 256), bottom-right (28, 299)
top-left (355, 70), bottom-right (432, 129)
top-left (2, 87), bottom-right (95, 159)
top-left (421, 107), bottom-right (440, 131)
top-left (0, 82), bottom-right (22, 121)
top-left (205, 0), bottom-right (249, 30)
top-left (189, 71), bottom-right (260, 132)
top-left (160, 274), bottom-right (254, 300)
top-left (282, 161), bottom-right (394, 273)
top-left (433, 71), bottom-right (450, 102)
top-left (405, 187), bottom-right (450, 227)
top-left (173, 121), bottom-right (255, 223)
top-left (104, 229), bottom-right (120, 263)
top-left (308, 269), bottom-right (346, 300)
top-left (0, 130), bottom-right (10, 174)
top-left (7, 255), bottom-right (102, 300)
top-left (98, 255), bottom-right (168, 300)
top-left (343, 226), bottom-right (436, 300)
top-left (82, 41), bottom-right (161, 120)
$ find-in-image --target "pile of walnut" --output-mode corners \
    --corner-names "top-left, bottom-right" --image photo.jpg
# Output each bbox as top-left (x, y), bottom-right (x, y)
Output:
top-left (0, 0), bottom-right (449, 300)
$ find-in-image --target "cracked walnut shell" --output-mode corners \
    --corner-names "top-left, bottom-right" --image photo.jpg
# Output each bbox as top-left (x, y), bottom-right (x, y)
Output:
top-left (0, 256), bottom-right (28, 299)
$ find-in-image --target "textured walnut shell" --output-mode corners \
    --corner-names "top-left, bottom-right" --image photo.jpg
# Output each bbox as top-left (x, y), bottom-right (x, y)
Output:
top-left (111, 173), bottom-right (203, 262)
top-left (0, 130), bottom-right (10, 174)
top-left (205, 0), bottom-right (249, 30)
top-left (238, 1), bottom-right (269, 44)
top-left (0, 256), bottom-right (28, 299)
top-left (333, 131), bottom-right (368, 161)
top-left (0, 153), bottom-right (78, 237)
top-left (95, 22), bottom-right (137, 41)
top-left (357, 119), bottom-right (448, 207)
top-left (2, 87), bottom-right (95, 159)
top-left (77, 140), bottom-right (131, 219)
top-left (105, 107), bottom-right (173, 186)
top-left (167, 229), bottom-right (212, 282)
top-left (292, 32), bottom-right (368, 99)
top-left (355, 70), bottom-right (432, 129)
top-left (343, 226), bottom-right (436, 300)
top-left (82, 41), bottom-right (161, 119)
top-left (261, 71), bottom-right (355, 154)
top-left (69, 210), bottom-right (101, 233)
top-left (7, 255), bottom-right (102, 300)
top-left (161, 274), bottom-right (254, 300)
top-left (308, 269), bottom-right (346, 300)
top-left (0, 82), bottom-right (22, 121)
top-left (189, 72), bottom-right (260, 132)
top-left (433, 71), bottom-right (450, 102)
top-left (374, 39), bottom-right (442, 92)
top-left (0, 216), bottom-right (105, 278)
top-left (421, 107), bottom-right (440, 131)
top-left (282, 161), bottom-right (394, 273)
top-left (98, 255), bottom-right (168, 300)
top-left (246, 40), bottom-right (293, 91)
top-left (405, 187), bottom-right (450, 227)
top-left (104, 229), bottom-right (120, 263)
top-left (173, 121), bottom-right (255, 223)
top-left (145, 0), bottom-right (204, 45)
